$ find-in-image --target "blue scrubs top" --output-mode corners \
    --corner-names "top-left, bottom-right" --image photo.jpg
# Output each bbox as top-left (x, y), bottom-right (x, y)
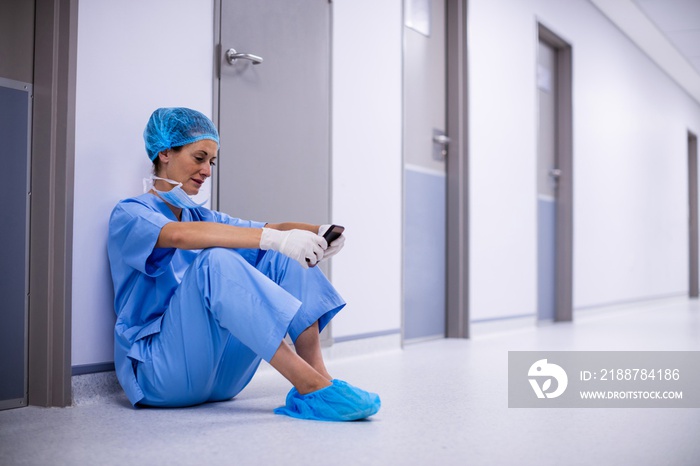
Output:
top-left (107, 193), bottom-right (265, 405)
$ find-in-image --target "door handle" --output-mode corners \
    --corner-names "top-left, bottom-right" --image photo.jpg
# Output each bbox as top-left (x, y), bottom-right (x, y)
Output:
top-left (549, 168), bottom-right (562, 179)
top-left (226, 48), bottom-right (263, 65)
top-left (433, 134), bottom-right (451, 145)
top-left (433, 129), bottom-right (450, 160)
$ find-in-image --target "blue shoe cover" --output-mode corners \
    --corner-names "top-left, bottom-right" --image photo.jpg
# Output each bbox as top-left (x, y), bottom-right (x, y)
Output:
top-left (274, 379), bottom-right (381, 421)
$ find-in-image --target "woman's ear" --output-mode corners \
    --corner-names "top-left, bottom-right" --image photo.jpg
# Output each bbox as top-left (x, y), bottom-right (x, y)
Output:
top-left (158, 150), bottom-right (170, 164)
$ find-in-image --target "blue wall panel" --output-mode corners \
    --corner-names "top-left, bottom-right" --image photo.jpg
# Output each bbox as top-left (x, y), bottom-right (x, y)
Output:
top-left (0, 82), bottom-right (29, 407)
top-left (404, 168), bottom-right (446, 340)
top-left (537, 198), bottom-right (556, 320)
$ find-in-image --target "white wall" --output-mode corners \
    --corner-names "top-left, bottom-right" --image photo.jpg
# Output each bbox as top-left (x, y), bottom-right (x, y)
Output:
top-left (73, 0), bottom-right (215, 366)
top-left (468, 0), bottom-right (700, 321)
top-left (469, 0), bottom-right (539, 320)
top-left (72, 0), bottom-right (403, 366)
top-left (330, 0), bottom-right (403, 339)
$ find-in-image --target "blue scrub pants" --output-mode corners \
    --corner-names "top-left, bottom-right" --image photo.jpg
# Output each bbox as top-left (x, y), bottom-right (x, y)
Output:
top-left (135, 247), bottom-right (345, 407)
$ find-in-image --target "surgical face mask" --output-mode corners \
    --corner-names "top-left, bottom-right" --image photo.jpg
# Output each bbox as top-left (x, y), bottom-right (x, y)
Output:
top-left (143, 176), bottom-right (207, 209)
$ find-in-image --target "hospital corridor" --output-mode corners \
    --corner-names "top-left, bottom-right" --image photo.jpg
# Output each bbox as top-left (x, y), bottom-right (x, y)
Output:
top-left (2, 0), bottom-right (700, 464)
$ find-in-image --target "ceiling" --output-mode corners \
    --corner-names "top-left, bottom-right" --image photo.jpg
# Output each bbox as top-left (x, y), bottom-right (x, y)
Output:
top-left (633, 0), bottom-right (700, 75)
top-left (591, 0), bottom-right (700, 103)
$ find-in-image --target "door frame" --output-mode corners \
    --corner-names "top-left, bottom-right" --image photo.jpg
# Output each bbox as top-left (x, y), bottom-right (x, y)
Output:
top-left (212, 0), bottom-right (223, 211)
top-left (445, 0), bottom-right (469, 337)
top-left (689, 131), bottom-right (699, 298)
top-left (537, 23), bottom-right (573, 322)
top-left (25, 0), bottom-right (78, 407)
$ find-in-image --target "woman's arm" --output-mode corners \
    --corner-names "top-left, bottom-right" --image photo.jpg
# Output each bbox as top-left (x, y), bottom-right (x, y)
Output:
top-left (265, 222), bottom-right (321, 234)
top-left (156, 221), bottom-right (323, 250)
top-left (156, 222), bottom-right (263, 250)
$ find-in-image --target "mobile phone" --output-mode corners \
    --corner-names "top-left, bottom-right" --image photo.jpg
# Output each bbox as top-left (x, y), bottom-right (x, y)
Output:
top-left (307, 225), bottom-right (345, 267)
top-left (322, 224), bottom-right (345, 245)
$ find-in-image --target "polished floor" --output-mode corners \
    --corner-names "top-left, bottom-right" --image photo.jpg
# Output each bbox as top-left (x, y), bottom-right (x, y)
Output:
top-left (1, 297), bottom-right (699, 465)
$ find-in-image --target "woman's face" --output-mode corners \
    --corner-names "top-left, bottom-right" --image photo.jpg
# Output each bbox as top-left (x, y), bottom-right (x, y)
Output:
top-left (156, 139), bottom-right (218, 195)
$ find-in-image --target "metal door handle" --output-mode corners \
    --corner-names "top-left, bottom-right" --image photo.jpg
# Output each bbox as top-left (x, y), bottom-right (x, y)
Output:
top-left (433, 134), bottom-right (451, 145)
top-left (432, 130), bottom-right (451, 161)
top-left (226, 48), bottom-right (263, 65)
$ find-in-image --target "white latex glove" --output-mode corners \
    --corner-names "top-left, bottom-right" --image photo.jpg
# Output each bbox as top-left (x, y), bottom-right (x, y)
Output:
top-left (260, 228), bottom-right (326, 269)
top-left (318, 224), bottom-right (346, 261)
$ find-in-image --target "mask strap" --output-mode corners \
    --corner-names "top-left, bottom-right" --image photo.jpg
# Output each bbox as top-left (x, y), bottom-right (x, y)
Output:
top-left (152, 176), bottom-right (182, 187)
top-left (144, 175), bottom-right (183, 193)
top-left (143, 177), bottom-right (154, 193)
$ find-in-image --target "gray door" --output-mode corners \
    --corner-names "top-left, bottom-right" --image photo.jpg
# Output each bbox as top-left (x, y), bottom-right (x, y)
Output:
top-left (216, 0), bottom-right (330, 226)
top-left (403, 0), bottom-right (447, 342)
top-left (537, 24), bottom-right (573, 322)
top-left (0, 78), bottom-right (31, 410)
top-left (537, 41), bottom-right (558, 321)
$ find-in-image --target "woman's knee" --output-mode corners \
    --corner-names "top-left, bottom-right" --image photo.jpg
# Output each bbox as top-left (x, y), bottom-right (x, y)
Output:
top-left (196, 247), bottom-right (250, 271)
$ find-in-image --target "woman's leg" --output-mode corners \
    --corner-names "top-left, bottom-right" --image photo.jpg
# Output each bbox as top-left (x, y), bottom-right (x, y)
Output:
top-left (139, 248), bottom-right (306, 406)
top-left (256, 251), bottom-right (336, 390)
top-left (269, 339), bottom-right (330, 395)
top-left (254, 250), bottom-right (343, 382)
top-left (254, 250), bottom-right (345, 343)
top-left (292, 321), bottom-right (332, 381)
top-left (242, 250), bottom-right (381, 420)
top-left (140, 248), bottom-right (351, 409)
top-left (180, 248), bottom-right (341, 402)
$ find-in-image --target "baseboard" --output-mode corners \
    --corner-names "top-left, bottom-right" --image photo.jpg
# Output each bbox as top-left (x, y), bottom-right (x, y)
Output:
top-left (72, 362), bottom-right (115, 376)
top-left (324, 332), bottom-right (402, 359)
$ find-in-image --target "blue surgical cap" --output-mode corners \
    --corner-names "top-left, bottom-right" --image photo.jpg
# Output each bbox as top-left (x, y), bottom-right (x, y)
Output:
top-left (144, 107), bottom-right (220, 161)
